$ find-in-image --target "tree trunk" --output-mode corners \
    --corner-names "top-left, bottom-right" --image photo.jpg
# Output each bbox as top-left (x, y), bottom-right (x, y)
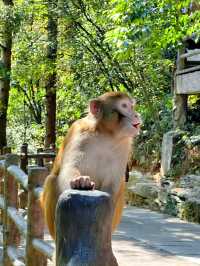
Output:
top-left (45, 0), bottom-right (58, 149)
top-left (0, 0), bottom-right (13, 150)
top-left (190, 0), bottom-right (200, 12)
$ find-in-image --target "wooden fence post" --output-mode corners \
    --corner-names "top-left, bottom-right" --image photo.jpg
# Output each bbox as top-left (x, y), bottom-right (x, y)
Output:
top-left (56, 189), bottom-right (118, 266)
top-left (2, 147), bottom-right (11, 155)
top-left (0, 148), bottom-right (11, 224)
top-left (25, 166), bottom-right (48, 266)
top-left (19, 143), bottom-right (28, 209)
top-left (37, 148), bottom-right (44, 167)
top-left (0, 159), bottom-right (5, 225)
top-left (173, 47), bottom-right (188, 128)
top-left (3, 154), bottom-right (20, 266)
top-left (20, 143), bottom-right (28, 173)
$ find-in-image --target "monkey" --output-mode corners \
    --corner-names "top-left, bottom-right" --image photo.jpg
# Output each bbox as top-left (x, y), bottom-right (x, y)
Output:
top-left (40, 92), bottom-right (141, 239)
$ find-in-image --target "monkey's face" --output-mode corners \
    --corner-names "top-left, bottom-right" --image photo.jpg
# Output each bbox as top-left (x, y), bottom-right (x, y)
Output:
top-left (89, 93), bottom-right (141, 138)
top-left (114, 98), bottom-right (141, 138)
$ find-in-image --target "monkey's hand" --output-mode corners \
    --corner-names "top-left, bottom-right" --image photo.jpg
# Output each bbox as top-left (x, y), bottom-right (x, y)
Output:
top-left (70, 176), bottom-right (95, 190)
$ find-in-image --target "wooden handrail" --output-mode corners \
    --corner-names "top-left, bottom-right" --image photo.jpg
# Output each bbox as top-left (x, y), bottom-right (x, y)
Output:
top-left (0, 196), bottom-right (24, 234)
top-left (7, 165), bottom-right (28, 190)
top-left (7, 206), bottom-right (27, 237)
top-left (19, 152), bottom-right (56, 159)
top-left (7, 246), bottom-right (25, 266)
top-left (179, 49), bottom-right (200, 60)
top-left (176, 65), bottom-right (200, 75)
top-left (0, 155), bottom-right (54, 266)
top-left (32, 239), bottom-right (54, 259)
top-left (0, 159), bottom-right (5, 170)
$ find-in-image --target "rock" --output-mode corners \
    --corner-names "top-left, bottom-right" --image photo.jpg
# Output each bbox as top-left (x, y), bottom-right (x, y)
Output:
top-left (160, 131), bottom-right (175, 176)
top-left (127, 171), bottom-right (160, 210)
top-left (160, 131), bottom-right (183, 176)
top-left (170, 187), bottom-right (190, 201)
top-left (131, 183), bottom-right (159, 199)
top-left (180, 199), bottom-right (200, 223)
top-left (160, 178), bottom-right (175, 189)
top-left (186, 187), bottom-right (200, 200)
top-left (126, 190), bottom-right (148, 208)
top-left (189, 135), bottom-right (200, 146)
top-left (127, 170), bottom-right (200, 224)
top-left (179, 175), bottom-right (200, 188)
top-left (128, 171), bottom-right (153, 185)
top-left (158, 188), bottom-right (169, 205)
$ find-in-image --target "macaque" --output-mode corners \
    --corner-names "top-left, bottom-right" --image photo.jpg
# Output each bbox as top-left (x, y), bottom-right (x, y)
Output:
top-left (41, 92), bottom-right (141, 239)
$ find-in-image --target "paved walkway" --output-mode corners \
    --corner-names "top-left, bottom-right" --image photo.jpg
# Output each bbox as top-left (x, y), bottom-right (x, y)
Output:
top-left (1, 206), bottom-right (200, 265)
top-left (113, 207), bottom-right (200, 266)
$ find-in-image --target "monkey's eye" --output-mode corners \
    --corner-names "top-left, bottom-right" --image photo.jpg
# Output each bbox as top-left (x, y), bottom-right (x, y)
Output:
top-left (122, 103), bottom-right (128, 108)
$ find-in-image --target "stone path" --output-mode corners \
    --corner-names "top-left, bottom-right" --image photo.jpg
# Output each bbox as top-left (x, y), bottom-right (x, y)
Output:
top-left (1, 206), bottom-right (200, 265)
top-left (113, 206), bottom-right (200, 266)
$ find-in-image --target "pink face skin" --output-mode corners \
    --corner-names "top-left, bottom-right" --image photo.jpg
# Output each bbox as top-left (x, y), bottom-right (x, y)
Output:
top-left (118, 98), bottom-right (141, 137)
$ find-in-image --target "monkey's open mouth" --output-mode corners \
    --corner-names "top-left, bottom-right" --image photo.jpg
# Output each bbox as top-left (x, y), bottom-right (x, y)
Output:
top-left (132, 123), bottom-right (140, 129)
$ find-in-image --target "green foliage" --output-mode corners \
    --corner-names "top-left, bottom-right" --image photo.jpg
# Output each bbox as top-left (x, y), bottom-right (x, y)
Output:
top-left (181, 201), bottom-right (200, 223)
top-left (56, 87), bottom-right (88, 145)
top-left (104, 0), bottom-right (200, 168)
top-left (1, 0), bottom-right (199, 169)
top-left (7, 87), bottom-right (44, 151)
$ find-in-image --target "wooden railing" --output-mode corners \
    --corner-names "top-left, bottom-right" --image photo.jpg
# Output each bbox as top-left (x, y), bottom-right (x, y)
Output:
top-left (173, 45), bottom-right (200, 128)
top-left (175, 49), bottom-right (200, 95)
top-left (0, 153), bottom-right (54, 266)
top-left (19, 143), bottom-right (56, 173)
top-left (176, 48), bottom-right (200, 76)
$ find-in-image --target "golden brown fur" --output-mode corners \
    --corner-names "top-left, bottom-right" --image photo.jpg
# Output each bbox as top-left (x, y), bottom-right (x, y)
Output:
top-left (41, 92), bottom-right (141, 239)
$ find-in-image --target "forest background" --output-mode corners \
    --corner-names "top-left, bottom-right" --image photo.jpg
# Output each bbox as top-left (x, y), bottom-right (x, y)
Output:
top-left (0, 0), bottom-right (200, 172)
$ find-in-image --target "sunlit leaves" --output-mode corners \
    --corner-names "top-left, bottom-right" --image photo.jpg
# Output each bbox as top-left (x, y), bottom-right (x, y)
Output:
top-left (2, 0), bottom-right (200, 157)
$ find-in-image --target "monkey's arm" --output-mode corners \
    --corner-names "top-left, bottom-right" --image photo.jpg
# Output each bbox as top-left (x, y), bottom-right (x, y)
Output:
top-left (41, 172), bottom-right (95, 239)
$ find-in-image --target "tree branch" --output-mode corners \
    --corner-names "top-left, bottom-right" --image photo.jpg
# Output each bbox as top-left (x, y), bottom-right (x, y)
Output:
top-left (82, 43), bottom-right (114, 89)
top-left (0, 43), bottom-right (6, 50)
top-left (73, 0), bottom-right (105, 36)
top-left (65, 1), bottom-right (134, 91)
top-left (75, 22), bottom-right (133, 90)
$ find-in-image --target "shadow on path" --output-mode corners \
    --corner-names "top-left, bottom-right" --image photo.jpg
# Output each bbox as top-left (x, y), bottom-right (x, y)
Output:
top-left (112, 207), bottom-right (200, 266)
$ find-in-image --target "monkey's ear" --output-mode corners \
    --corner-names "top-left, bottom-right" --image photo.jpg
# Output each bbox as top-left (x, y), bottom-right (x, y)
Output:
top-left (89, 99), bottom-right (102, 116)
